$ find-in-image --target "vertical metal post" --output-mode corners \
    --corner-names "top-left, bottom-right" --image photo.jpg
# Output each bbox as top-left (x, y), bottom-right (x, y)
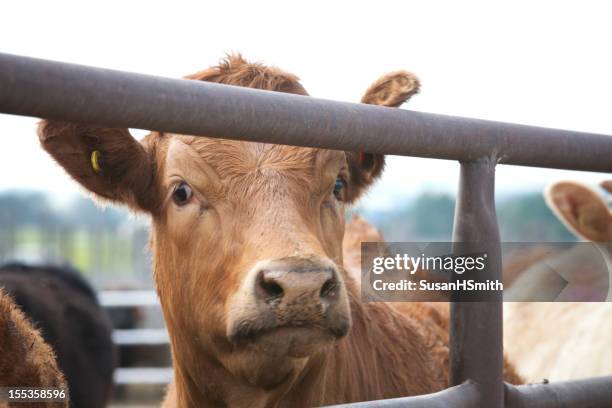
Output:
top-left (450, 157), bottom-right (503, 407)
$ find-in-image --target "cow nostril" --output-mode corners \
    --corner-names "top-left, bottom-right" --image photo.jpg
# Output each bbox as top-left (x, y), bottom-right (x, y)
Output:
top-left (320, 276), bottom-right (338, 299)
top-left (258, 274), bottom-right (284, 299)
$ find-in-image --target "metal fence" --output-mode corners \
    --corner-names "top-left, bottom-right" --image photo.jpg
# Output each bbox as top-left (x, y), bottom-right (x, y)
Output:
top-left (1, 52), bottom-right (612, 407)
top-left (98, 290), bottom-right (172, 387)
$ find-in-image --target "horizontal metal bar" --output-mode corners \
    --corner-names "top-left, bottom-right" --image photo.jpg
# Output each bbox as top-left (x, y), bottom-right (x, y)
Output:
top-left (112, 329), bottom-right (169, 346)
top-left (324, 381), bottom-right (479, 408)
top-left (113, 367), bottom-right (173, 385)
top-left (98, 290), bottom-right (160, 307)
top-left (505, 376), bottom-right (612, 408)
top-left (325, 376), bottom-right (612, 408)
top-left (1, 53), bottom-right (612, 172)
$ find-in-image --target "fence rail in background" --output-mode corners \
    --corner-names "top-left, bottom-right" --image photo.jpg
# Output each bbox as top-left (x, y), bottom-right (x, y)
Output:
top-left (99, 290), bottom-right (160, 307)
top-left (2, 52), bottom-right (612, 407)
top-left (113, 329), bottom-right (169, 345)
top-left (114, 368), bottom-right (173, 386)
top-left (99, 290), bottom-right (172, 387)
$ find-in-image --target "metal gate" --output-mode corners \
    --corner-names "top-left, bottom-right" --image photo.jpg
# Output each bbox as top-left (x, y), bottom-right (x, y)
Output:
top-left (1, 52), bottom-right (611, 407)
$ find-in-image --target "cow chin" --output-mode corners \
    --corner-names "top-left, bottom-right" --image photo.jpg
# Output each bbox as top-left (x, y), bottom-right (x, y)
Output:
top-left (234, 321), bottom-right (350, 358)
top-left (224, 322), bottom-right (350, 389)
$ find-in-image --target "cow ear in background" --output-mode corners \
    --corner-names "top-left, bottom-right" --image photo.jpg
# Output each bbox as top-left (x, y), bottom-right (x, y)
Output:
top-left (37, 120), bottom-right (160, 213)
top-left (345, 71), bottom-right (420, 203)
top-left (545, 181), bottom-right (612, 242)
top-left (600, 180), bottom-right (612, 194)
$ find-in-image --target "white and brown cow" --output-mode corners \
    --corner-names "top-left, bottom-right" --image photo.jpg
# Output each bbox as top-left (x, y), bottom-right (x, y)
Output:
top-left (504, 181), bottom-right (612, 382)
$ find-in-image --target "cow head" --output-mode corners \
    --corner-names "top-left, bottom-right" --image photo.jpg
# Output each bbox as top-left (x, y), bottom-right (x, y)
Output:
top-left (38, 55), bottom-right (419, 389)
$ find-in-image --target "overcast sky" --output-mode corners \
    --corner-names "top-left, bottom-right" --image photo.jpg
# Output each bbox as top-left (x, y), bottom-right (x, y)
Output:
top-left (1, 0), bottom-right (611, 210)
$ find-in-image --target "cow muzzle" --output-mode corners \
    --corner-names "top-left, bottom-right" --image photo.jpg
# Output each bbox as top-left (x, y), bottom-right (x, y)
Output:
top-left (227, 256), bottom-right (351, 357)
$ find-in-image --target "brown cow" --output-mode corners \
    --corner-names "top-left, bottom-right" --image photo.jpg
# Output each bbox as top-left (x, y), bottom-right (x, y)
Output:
top-left (343, 216), bottom-right (523, 386)
top-left (0, 289), bottom-right (68, 407)
top-left (37, 55), bottom-right (510, 406)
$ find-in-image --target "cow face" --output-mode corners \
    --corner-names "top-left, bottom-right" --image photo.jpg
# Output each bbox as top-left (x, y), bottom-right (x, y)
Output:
top-left (38, 55), bottom-right (419, 387)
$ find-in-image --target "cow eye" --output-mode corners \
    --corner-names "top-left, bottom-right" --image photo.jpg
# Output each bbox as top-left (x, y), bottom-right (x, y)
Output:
top-left (172, 182), bottom-right (193, 205)
top-left (333, 177), bottom-right (346, 201)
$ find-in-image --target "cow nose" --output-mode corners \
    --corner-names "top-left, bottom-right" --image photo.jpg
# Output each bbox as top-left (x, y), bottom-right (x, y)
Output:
top-left (226, 257), bottom-right (351, 345)
top-left (255, 265), bottom-right (339, 305)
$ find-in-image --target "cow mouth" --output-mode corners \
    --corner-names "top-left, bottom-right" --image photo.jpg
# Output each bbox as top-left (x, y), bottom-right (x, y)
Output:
top-left (228, 319), bottom-right (350, 358)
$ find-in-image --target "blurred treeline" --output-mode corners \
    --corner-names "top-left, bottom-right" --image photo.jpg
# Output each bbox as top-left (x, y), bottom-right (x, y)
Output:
top-left (360, 191), bottom-right (575, 242)
top-left (0, 189), bottom-right (574, 288)
top-left (0, 191), bottom-right (151, 289)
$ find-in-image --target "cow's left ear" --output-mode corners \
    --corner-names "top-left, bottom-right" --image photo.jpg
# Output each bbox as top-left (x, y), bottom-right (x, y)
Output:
top-left (345, 71), bottom-right (420, 203)
top-left (545, 181), bottom-right (612, 242)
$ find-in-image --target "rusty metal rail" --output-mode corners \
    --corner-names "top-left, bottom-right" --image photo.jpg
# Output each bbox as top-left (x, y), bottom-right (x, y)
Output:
top-left (504, 376), bottom-right (612, 408)
top-left (328, 377), bottom-right (612, 408)
top-left (326, 381), bottom-right (480, 408)
top-left (2, 53), bottom-right (612, 173)
top-left (451, 158), bottom-right (504, 406)
top-left (1, 52), bottom-right (611, 408)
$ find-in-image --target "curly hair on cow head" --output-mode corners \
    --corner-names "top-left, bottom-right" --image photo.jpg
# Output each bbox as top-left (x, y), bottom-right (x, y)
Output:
top-left (186, 53), bottom-right (309, 96)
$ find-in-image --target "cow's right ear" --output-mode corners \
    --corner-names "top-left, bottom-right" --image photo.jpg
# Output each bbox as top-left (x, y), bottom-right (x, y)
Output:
top-left (545, 181), bottom-right (612, 242)
top-left (344, 71), bottom-right (420, 203)
top-left (38, 120), bottom-right (160, 213)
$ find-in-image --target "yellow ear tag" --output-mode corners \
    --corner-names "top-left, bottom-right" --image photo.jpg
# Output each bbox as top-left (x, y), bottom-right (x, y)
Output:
top-left (91, 150), bottom-right (102, 173)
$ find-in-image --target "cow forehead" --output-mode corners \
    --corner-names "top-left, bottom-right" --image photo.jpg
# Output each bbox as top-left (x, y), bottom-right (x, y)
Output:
top-left (162, 134), bottom-right (346, 184)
